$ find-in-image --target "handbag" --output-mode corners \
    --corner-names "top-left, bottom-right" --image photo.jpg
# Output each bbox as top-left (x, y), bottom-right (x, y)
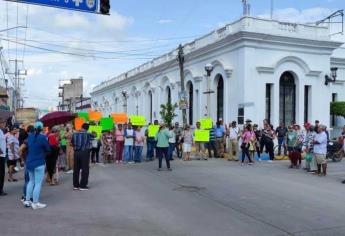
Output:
top-left (305, 153), bottom-right (313, 162)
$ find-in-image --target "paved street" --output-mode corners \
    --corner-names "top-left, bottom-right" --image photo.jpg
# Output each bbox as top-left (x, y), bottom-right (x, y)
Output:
top-left (1, 159), bottom-right (345, 236)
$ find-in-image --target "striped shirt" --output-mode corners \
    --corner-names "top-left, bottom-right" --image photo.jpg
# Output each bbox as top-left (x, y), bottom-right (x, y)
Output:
top-left (72, 131), bottom-right (92, 151)
top-left (209, 128), bottom-right (216, 142)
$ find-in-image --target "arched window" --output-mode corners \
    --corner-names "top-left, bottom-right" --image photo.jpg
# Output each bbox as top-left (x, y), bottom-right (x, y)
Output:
top-left (148, 91), bottom-right (153, 122)
top-left (167, 86), bottom-right (171, 104)
top-left (187, 81), bottom-right (193, 125)
top-left (216, 75), bottom-right (224, 121)
top-left (279, 72), bottom-right (296, 125)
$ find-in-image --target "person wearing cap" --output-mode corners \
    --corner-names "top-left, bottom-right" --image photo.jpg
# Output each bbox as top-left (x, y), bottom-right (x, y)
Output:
top-left (7, 125), bottom-right (20, 182)
top-left (23, 122), bottom-right (51, 209)
top-left (0, 118), bottom-right (7, 196)
top-left (313, 125), bottom-right (328, 176)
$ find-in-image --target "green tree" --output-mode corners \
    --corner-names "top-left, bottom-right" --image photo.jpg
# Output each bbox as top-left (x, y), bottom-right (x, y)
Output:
top-left (330, 101), bottom-right (345, 119)
top-left (160, 102), bottom-right (178, 127)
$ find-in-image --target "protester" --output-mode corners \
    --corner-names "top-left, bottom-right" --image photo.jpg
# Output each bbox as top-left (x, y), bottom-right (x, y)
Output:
top-left (46, 127), bottom-right (60, 185)
top-left (313, 125), bottom-right (328, 176)
top-left (90, 132), bottom-right (101, 163)
top-left (58, 126), bottom-right (67, 171)
top-left (145, 123), bottom-right (155, 162)
top-left (295, 124), bottom-right (305, 168)
top-left (115, 124), bottom-right (125, 164)
top-left (286, 126), bottom-right (298, 168)
top-left (174, 122), bottom-right (183, 159)
top-left (64, 126), bottom-right (74, 173)
top-left (20, 125), bottom-right (34, 202)
top-left (215, 121), bottom-right (226, 158)
top-left (124, 123), bottom-right (135, 164)
top-left (0, 119), bottom-right (7, 196)
top-left (72, 123), bottom-right (92, 191)
top-left (263, 124), bottom-right (275, 162)
top-left (253, 124), bottom-right (262, 161)
top-left (134, 126), bottom-right (144, 163)
top-left (23, 122), bottom-right (51, 209)
top-left (168, 126), bottom-right (176, 161)
top-left (181, 125), bottom-right (193, 161)
top-left (7, 126), bottom-right (20, 182)
top-left (155, 124), bottom-right (171, 171)
top-left (194, 122), bottom-right (207, 160)
top-left (101, 131), bottom-right (113, 164)
top-left (206, 124), bottom-right (217, 158)
top-left (303, 123), bottom-right (316, 173)
top-left (240, 125), bottom-right (253, 165)
top-left (276, 122), bottom-right (288, 156)
top-left (227, 121), bottom-right (240, 161)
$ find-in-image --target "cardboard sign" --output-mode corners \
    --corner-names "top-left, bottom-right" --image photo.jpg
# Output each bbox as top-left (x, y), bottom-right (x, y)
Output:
top-left (194, 130), bottom-right (210, 142)
top-left (89, 111), bottom-right (102, 121)
top-left (129, 115), bottom-right (146, 126)
top-left (199, 118), bottom-right (213, 129)
top-left (148, 125), bottom-right (160, 137)
top-left (89, 126), bottom-right (102, 140)
top-left (111, 113), bottom-right (128, 124)
top-left (100, 117), bottom-right (114, 131)
top-left (78, 112), bottom-right (89, 121)
top-left (74, 117), bottom-right (85, 131)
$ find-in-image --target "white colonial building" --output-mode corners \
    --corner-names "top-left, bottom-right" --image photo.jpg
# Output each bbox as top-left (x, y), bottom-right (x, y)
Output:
top-left (91, 16), bottom-right (345, 134)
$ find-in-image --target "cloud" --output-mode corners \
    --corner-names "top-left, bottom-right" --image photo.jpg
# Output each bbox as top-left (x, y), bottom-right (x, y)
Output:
top-left (158, 19), bottom-right (173, 24)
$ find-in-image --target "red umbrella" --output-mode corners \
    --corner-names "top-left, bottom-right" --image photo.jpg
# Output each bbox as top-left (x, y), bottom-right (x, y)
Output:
top-left (40, 111), bottom-right (75, 128)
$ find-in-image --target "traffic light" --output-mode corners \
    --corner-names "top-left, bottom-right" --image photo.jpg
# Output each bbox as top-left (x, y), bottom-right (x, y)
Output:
top-left (100, 0), bottom-right (110, 15)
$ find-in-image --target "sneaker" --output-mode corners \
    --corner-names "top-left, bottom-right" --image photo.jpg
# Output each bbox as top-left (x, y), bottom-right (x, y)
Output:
top-left (31, 202), bottom-right (47, 210)
top-left (21, 196), bottom-right (25, 202)
top-left (342, 180), bottom-right (345, 184)
top-left (23, 200), bottom-right (32, 208)
top-left (167, 168), bottom-right (172, 171)
top-left (66, 170), bottom-right (73, 174)
top-left (157, 168), bottom-right (162, 171)
top-left (248, 162), bottom-right (253, 165)
top-left (258, 158), bottom-right (262, 162)
top-left (268, 160), bottom-right (273, 163)
top-left (73, 187), bottom-right (79, 190)
top-left (79, 187), bottom-right (89, 191)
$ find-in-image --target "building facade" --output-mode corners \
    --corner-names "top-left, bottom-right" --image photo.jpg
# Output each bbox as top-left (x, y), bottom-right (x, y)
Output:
top-left (91, 17), bottom-right (345, 133)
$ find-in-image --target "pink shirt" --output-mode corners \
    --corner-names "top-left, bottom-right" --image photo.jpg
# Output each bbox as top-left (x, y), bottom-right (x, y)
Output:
top-left (115, 130), bottom-right (124, 142)
top-left (242, 131), bottom-right (254, 143)
top-left (135, 132), bottom-right (144, 146)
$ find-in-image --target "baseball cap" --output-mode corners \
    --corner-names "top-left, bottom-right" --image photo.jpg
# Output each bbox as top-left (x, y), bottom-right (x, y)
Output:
top-left (34, 121), bottom-right (44, 129)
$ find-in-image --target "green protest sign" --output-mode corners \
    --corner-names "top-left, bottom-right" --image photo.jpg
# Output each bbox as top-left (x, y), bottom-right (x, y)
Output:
top-left (78, 112), bottom-right (89, 121)
top-left (100, 117), bottom-right (114, 131)
top-left (194, 130), bottom-right (210, 142)
top-left (89, 126), bottom-right (102, 140)
top-left (199, 118), bottom-right (213, 129)
top-left (129, 115), bottom-right (146, 126)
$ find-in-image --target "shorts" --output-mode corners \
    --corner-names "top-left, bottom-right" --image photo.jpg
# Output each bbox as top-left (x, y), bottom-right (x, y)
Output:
top-left (314, 153), bottom-right (326, 165)
top-left (183, 143), bottom-right (192, 153)
top-left (7, 159), bottom-right (17, 167)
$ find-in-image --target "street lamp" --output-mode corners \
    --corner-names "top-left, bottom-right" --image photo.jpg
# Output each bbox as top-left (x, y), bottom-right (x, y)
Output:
top-left (204, 63), bottom-right (214, 117)
top-left (325, 67), bottom-right (338, 85)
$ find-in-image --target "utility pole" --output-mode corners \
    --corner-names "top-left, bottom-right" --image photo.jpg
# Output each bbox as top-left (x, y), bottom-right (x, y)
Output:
top-left (177, 44), bottom-right (187, 126)
top-left (270, 0), bottom-right (274, 19)
top-left (6, 59), bottom-right (26, 111)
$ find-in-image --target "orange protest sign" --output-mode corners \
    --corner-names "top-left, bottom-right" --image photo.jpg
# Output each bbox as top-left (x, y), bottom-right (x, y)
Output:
top-left (74, 117), bottom-right (85, 131)
top-left (89, 111), bottom-right (102, 121)
top-left (111, 113), bottom-right (128, 124)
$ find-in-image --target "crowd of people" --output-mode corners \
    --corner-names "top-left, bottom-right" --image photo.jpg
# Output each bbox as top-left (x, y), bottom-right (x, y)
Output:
top-left (0, 116), bottom-right (344, 210)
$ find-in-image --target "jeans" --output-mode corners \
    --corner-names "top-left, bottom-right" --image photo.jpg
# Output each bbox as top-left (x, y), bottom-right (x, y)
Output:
top-left (73, 150), bottom-right (90, 188)
top-left (26, 165), bottom-right (45, 203)
top-left (23, 168), bottom-right (30, 197)
top-left (157, 147), bottom-right (170, 169)
top-left (241, 144), bottom-right (253, 163)
top-left (134, 146), bottom-right (143, 162)
top-left (278, 137), bottom-right (287, 155)
top-left (146, 140), bottom-right (155, 160)
top-left (124, 145), bottom-right (133, 163)
top-left (168, 143), bottom-right (175, 160)
top-left (91, 147), bottom-right (100, 163)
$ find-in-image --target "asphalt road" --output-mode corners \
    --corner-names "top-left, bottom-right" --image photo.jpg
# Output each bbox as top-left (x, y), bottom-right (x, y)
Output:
top-left (1, 159), bottom-right (345, 236)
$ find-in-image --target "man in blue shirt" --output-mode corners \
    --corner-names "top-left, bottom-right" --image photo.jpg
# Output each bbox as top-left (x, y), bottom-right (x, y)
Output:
top-left (215, 121), bottom-right (226, 158)
top-left (72, 123), bottom-right (92, 191)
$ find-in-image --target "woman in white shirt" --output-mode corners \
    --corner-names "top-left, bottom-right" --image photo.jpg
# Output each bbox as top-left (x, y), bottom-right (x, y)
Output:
top-left (7, 126), bottom-right (20, 182)
top-left (168, 126), bottom-right (176, 161)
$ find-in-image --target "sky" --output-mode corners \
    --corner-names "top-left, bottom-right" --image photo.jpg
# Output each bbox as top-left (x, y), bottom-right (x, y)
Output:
top-left (0, 0), bottom-right (344, 110)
